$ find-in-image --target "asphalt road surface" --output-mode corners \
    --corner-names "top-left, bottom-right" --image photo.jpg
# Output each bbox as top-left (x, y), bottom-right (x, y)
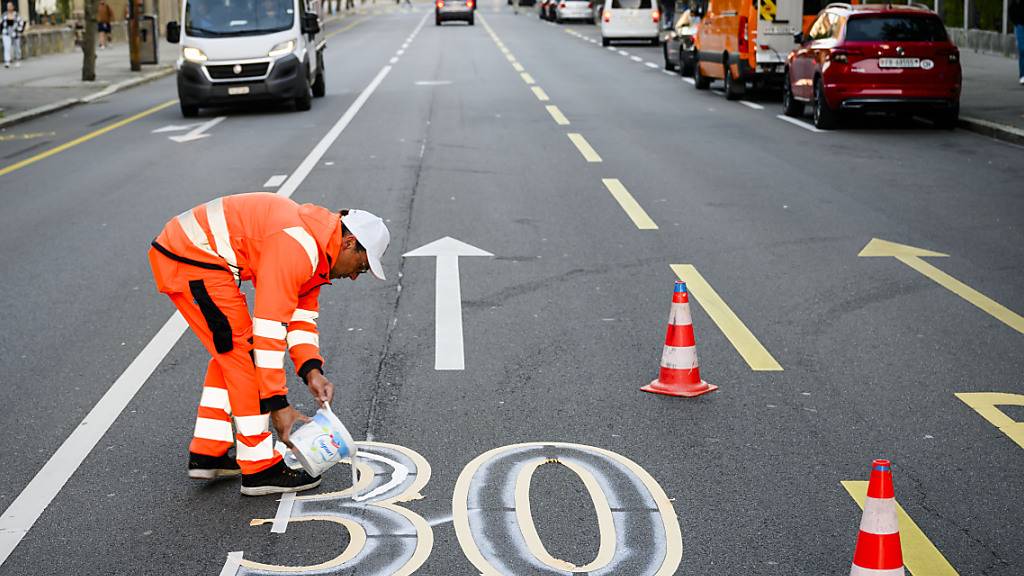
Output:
top-left (1, 2), bottom-right (1022, 575)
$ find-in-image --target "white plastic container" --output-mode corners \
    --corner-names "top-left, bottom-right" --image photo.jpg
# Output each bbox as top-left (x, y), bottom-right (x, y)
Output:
top-left (282, 404), bottom-right (357, 478)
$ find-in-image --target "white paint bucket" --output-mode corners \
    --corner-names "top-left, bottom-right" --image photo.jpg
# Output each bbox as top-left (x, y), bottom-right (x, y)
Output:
top-left (282, 404), bottom-right (357, 478)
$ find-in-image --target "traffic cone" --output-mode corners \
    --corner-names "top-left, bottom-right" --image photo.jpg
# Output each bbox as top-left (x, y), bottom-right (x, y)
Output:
top-left (641, 280), bottom-right (718, 397)
top-left (850, 459), bottom-right (905, 576)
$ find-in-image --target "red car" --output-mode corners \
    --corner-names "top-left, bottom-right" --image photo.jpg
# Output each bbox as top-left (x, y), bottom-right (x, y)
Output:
top-left (783, 3), bottom-right (961, 130)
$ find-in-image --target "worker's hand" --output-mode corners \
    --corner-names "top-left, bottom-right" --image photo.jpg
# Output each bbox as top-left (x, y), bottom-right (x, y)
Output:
top-left (270, 405), bottom-right (311, 447)
top-left (306, 369), bottom-right (334, 407)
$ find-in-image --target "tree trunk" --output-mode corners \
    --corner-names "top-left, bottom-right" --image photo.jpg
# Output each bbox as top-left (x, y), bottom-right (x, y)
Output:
top-left (81, 0), bottom-right (99, 81)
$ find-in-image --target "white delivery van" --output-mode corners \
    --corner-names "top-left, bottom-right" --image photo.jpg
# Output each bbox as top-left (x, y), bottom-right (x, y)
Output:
top-left (166, 0), bottom-right (326, 117)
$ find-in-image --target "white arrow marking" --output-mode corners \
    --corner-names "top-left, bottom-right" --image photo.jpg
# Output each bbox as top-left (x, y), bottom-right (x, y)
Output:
top-left (168, 116), bottom-right (226, 143)
top-left (404, 237), bottom-right (493, 370)
top-left (151, 122), bottom-right (203, 134)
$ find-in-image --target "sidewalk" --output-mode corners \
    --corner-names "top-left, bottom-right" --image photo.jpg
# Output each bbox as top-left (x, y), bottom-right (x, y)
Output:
top-left (957, 50), bottom-right (1024, 143)
top-left (0, 39), bottom-right (176, 127)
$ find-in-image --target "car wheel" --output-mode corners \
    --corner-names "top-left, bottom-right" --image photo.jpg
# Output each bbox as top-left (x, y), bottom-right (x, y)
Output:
top-left (781, 70), bottom-right (803, 117)
top-left (694, 59), bottom-right (710, 89)
top-left (602, 36), bottom-right (610, 46)
top-left (812, 79), bottom-right (837, 129)
top-left (723, 58), bottom-right (743, 100)
top-left (663, 44), bottom-right (675, 70)
top-left (180, 103), bottom-right (199, 118)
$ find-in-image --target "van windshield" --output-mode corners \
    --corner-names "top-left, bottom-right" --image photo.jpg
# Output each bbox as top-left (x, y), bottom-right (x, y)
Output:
top-left (611, 0), bottom-right (653, 8)
top-left (844, 15), bottom-right (947, 42)
top-left (186, 0), bottom-right (295, 37)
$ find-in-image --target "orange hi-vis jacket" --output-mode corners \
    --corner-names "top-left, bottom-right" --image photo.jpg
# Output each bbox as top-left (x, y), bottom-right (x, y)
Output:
top-left (151, 193), bottom-right (342, 406)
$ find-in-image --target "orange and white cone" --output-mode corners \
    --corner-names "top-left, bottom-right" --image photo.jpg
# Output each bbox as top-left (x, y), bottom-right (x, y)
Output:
top-left (850, 459), bottom-right (905, 576)
top-left (641, 280), bottom-right (718, 398)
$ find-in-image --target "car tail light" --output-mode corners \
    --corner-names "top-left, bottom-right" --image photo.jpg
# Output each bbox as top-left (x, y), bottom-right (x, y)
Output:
top-left (466, 0), bottom-right (473, 6)
top-left (603, 10), bottom-right (610, 22)
top-left (651, 9), bottom-right (660, 22)
top-left (559, 2), bottom-right (566, 8)
top-left (588, 1), bottom-right (593, 6)
top-left (738, 15), bottom-right (748, 53)
top-left (436, 0), bottom-right (443, 7)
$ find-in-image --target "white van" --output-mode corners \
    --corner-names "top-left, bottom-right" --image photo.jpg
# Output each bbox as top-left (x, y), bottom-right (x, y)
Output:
top-left (600, 0), bottom-right (659, 46)
top-left (166, 0), bottom-right (326, 117)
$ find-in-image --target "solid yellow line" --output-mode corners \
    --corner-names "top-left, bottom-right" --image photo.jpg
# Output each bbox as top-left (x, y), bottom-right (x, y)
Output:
top-left (602, 178), bottom-right (656, 230)
top-left (670, 264), bottom-right (783, 371)
top-left (520, 72), bottom-right (536, 85)
top-left (955, 392), bottom-right (1024, 449)
top-left (531, 86), bottom-right (550, 101)
top-left (567, 133), bottom-right (602, 162)
top-left (512, 62), bottom-right (525, 72)
top-left (842, 481), bottom-right (959, 576)
top-left (545, 105), bottom-right (569, 125)
top-left (898, 255), bottom-right (1024, 334)
top-left (0, 99), bottom-right (177, 178)
top-left (325, 16), bottom-right (366, 38)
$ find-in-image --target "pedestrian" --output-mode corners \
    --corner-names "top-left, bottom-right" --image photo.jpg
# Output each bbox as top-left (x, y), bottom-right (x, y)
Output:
top-left (148, 193), bottom-right (390, 496)
top-left (1011, 0), bottom-right (1024, 84)
top-left (1, 1), bottom-right (26, 69)
top-left (97, 0), bottom-right (113, 49)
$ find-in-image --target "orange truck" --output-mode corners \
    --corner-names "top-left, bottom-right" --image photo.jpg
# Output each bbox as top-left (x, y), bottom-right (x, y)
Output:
top-left (692, 0), bottom-right (803, 98)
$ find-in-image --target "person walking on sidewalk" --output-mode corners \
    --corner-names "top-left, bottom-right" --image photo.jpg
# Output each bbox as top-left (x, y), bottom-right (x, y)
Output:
top-left (148, 193), bottom-right (390, 496)
top-left (1011, 0), bottom-right (1024, 84)
top-left (1, 2), bottom-right (26, 68)
top-left (97, 0), bottom-right (114, 49)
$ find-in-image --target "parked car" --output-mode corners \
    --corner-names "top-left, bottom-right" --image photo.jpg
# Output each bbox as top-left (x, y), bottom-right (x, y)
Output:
top-left (507, 0), bottom-right (537, 5)
top-left (692, 0), bottom-right (801, 98)
top-left (783, 3), bottom-right (961, 129)
top-left (592, 1), bottom-right (604, 24)
top-left (662, 6), bottom-right (699, 75)
top-left (538, 0), bottom-right (555, 19)
top-left (600, 0), bottom-right (660, 46)
top-left (555, 0), bottom-right (595, 23)
top-left (436, 0), bottom-right (474, 25)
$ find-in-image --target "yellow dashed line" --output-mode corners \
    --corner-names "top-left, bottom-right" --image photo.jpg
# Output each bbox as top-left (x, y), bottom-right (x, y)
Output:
top-left (506, 53), bottom-right (517, 63)
top-left (602, 178), bottom-right (657, 229)
top-left (531, 86), bottom-right (550, 101)
top-left (568, 133), bottom-right (602, 162)
top-left (512, 62), bottom-right (525, 72)
top-left (546, 105), bottom-right (569, 125)
top-left (521, 72), bottom-right (536, 85)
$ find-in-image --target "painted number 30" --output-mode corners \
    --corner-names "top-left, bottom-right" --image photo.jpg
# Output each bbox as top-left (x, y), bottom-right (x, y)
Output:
top-left (224, 441), bottom-right (682, 575)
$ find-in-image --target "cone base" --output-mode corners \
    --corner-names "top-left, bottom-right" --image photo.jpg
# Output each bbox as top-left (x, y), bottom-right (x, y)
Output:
top-left (642, 379), bottom-right (718, 398)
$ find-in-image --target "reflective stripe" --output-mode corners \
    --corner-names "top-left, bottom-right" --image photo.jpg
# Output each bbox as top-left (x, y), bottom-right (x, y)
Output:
top-left (253, 318), bottom-right (287, 340)
top-left (254, 349), bottom-right (286, 369)
top-left (661, 345), bottom-right (698, 370)
top-left (205, 197), bottom-right (240, 281)
top-left (287, 330), bottom-right (319, 349)
top-left (849, 564), bottom-right (905, 576)
top-left (283, 227), bottom-right (319, 273)
top-left (236, 435), bottom-right (275, 462)
top-left (669, 301), bottom-right (692, 326)
top-left (199, 387), bottom-right (231, 415)
top-left (859, 496), bottom-right (900, 534)
top-left (194, 417), bottom-right (234, 443)
top-left (290, 308), bottom-right (318, 324)
top-left (234, 414), bottom-right (270, 437)
top-left (176, 209), bottom-right (219, 259)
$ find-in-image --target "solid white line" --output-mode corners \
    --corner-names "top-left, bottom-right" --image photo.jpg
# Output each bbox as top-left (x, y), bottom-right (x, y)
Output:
top-left (0, 13), bottom-right (428, 567)
top-left (776, 114), bottom-right (826, 133)
top-left (739, 100), bottom-right (765, 110)
top-left (263, 174), bottom-right (288, 188)
top-left (645, 61), bottom-right (658, 68)
top-left (271, 492), bottom-right (296, 534)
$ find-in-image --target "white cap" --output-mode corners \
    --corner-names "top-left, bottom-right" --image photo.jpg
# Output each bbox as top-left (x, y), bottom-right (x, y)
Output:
top-left (342, 210), bottom-right (389, 280)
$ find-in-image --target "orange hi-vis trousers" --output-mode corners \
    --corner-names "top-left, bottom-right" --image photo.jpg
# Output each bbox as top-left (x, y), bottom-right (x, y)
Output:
top-left (150, 249), bottom-right (282, 475)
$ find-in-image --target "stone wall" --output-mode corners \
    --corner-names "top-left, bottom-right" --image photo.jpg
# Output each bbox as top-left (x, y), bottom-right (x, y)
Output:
top-left (0, 21), bottom-right (128, 60)
top-left (948, 27), bottom-right (1020, 57)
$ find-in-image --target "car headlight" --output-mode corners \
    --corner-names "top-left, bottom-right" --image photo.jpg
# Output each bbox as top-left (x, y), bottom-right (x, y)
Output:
top-left (182, 46), bottom-right (207, 63)
top-left (268, 40), bottom-right (296, 58)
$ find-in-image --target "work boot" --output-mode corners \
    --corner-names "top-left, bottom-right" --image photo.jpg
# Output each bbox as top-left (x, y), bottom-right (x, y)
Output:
top-left (188, 452), bottom-right (241, 480)
top-left (240, 461), bottom-right (321, 496)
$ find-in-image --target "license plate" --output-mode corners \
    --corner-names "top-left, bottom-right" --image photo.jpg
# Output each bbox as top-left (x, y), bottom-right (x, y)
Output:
top-left (228, 86), bottom-right (250, 95)
top-left (879, 58), bottom-right (920, 68)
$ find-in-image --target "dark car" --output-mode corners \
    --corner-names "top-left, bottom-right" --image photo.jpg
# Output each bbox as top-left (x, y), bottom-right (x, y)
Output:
top-left (784, 3), bottom-right (961, 129)
top-left (436, 0), bottom-right (474, 25)
top-left (662, 4), bottom-right (700, 76)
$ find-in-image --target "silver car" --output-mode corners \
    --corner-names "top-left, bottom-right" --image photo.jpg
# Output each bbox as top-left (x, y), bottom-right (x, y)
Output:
top-left (555, 0), bottom-right (594, 23)
top-left (436, 0), bottom-right (475, 25)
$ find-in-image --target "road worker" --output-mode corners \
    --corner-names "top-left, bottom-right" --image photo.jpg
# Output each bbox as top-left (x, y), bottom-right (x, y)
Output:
top-left (148, 192), bottom-right (389, 496)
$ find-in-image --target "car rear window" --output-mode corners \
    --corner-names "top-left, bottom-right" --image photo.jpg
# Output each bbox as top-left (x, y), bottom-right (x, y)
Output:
top-left (611, 0), bottom-right (653, 9)
top-left (844, 15), bottom-right (948, 42)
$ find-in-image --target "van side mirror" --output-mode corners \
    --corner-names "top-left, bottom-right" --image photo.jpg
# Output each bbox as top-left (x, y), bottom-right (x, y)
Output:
top-left (793, 31), bottom-right (803, 44)
top-left (301, 12), bottom-right (320, 35)
top-left (167, 21), bottom-right (180, 43)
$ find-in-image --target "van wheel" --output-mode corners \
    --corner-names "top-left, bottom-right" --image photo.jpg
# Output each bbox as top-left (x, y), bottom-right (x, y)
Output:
top-left (295, 79), bottom-right (313, 112)
top-left (694, 60), bottom-right (710, 90)
top-left (723, 58), bottom-right (743, 100)
top-left (312, 65), bottom-right (326, 98)
top-left (812, 79), bottom-right (837, 129)
top-left (602, 36), bottom-right (610, 46)
top-left (468, 14), bottom-right (475, 24)
top-left (435, 16), bottom-right (441, 25)
top-left (782, 71), bottom-right (803, 117)
top-left (180, 103), bottom-right (199, 118)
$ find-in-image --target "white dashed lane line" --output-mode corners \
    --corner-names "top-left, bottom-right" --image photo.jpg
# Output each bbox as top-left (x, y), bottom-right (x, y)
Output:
top-left (776, 114), bottom-right (826, 133)
top-left (739, 100), bottom-right (765, 110)
top-left (645, 61), bottom-right (659, 68)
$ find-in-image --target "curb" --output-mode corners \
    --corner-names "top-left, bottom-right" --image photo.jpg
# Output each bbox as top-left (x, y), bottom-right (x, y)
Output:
top-left (958, 116), bottom-right (1024, 146)
top-left (0, 66), bottom-right (175, 130)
